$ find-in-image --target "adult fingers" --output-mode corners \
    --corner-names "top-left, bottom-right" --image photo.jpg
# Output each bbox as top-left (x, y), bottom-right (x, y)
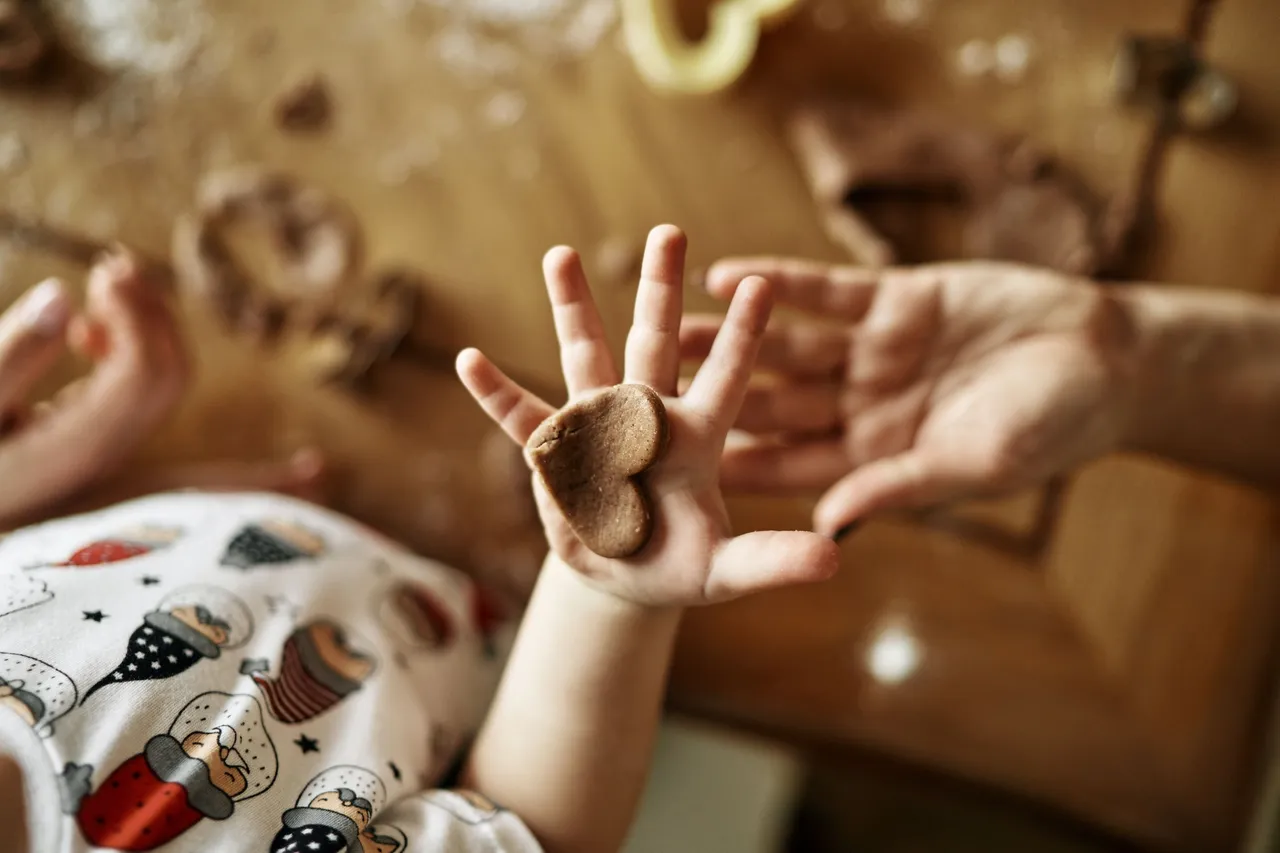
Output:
top-left (682, 276), bottom-right (773, 430)
top-left (812, 449), bottom-right (980, 535)
top-left (544, 246), bottom-right (619, 397)
top-left (624, 225), bottom-right (686, 396)
top-left (735, 383), bottom-right (842, 434)
top-left (705, 257), bottom-right (883, 320)
top-left (0, 278), bottom-right (72, 415)
top-left (719, 438), bottom-right (848, 492)
top-left (679, 315), bottom-right (848, 378)
top-left (456, 348), bottom-right (556, 446)
top-left (703, 530), bottom-right (839, 601)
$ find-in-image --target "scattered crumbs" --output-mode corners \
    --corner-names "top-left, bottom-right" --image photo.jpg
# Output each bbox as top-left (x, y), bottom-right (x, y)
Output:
top-left (881, 0), bottom-right (928, 26)
top-left (559, 0), bottom-right (618, 57)
top-left (812, 0), bottom-right (849, 31)
top-left (483, 90), bottom-right (526, 128)
top-left (0, 133), bottom-right (28, 173)
top-left (993, 34), bottom-right (1033, 82)
top-left (376, 140), bottom-right (441, 186)
top-left (275, 74), bottom-right (334, 134)
top-left (433, 25), bottom-right (521, 79)
top-left (425, 0), bottom-right (617, 82)
top-left (506, 146), bottom-right (541, 182)
top-left (956, 39), bottom-right (994, 78)
top-left (423, 0), bottom-right (570, 25)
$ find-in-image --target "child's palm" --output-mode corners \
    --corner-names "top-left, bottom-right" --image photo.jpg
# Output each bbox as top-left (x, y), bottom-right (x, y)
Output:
top-left (458, 226), bottom-right (838, 607)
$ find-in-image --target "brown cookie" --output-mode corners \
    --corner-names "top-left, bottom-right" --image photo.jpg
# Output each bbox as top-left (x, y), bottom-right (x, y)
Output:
top-left (525, 384), bottom-right (669, 559)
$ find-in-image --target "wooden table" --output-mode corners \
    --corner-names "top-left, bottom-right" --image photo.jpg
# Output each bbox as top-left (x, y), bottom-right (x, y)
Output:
top-left (3, 1), bottom-right (1278, 850)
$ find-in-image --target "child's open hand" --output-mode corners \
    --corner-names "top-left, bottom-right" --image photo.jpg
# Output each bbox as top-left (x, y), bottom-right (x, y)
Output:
top-left (458, 225), bottom-right (839, 608)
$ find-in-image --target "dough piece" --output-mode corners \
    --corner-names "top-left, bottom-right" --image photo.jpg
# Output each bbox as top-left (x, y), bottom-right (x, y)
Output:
top-left (785, 97), bottom-right (1134, 276)
top-left (525, 384), bottom-right (669, 559)
top-left (275, 74), bottom-right (333, 134)
top-left (0, 0), bottom-right (49, 81)
top-left (172, 166), bottom-right (363, 339)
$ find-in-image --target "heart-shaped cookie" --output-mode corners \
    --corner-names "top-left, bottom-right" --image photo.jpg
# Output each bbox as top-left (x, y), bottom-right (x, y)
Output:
top-left (622, 0), bottom-right (806, 95)
top-left (525, 383), bottom-right (670, 559)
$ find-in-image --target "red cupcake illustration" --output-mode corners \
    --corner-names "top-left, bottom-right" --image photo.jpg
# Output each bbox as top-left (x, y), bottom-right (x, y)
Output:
top-left (61, 691), bottom-right (278, 851)
top-left (38, 525), bottom-right (182, 568)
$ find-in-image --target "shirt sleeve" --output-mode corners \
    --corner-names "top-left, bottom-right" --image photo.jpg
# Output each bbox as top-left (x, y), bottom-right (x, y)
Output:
top-left (376, 789), bottom-right (545, 853)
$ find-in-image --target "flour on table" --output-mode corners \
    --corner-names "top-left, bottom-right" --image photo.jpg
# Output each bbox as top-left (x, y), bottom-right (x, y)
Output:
top-left (881, 0), bottom-right (930, 26)
top-left (993, 34), bottom-right (1034, 82)
top-left (419, 0), bottom-right (617, 80)
top-left (45, 0), bottom-right (210, 77)
top-left (0, 133), bottom-right (28, 173)
top-left (483, 91), bottom-right (526, 128)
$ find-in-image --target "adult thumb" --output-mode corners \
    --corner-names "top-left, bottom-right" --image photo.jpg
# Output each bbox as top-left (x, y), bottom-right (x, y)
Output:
top-left (813, 450), bottom-right (979, 536)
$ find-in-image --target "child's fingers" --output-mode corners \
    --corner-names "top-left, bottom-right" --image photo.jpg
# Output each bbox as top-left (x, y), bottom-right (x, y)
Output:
top-left (456, 348), bottom-right (556, 445)
top-left (704, 530), bottom-right (840, 601)
top-left (679, 315), bottom-right (849, 378)
top-left (86, 252), bottom-right (189, 407)
top-left (623, 225), bottom-right (686, 396)
top-left (544, 246), bottom-right (619, 397)
top-left (0, 279), bottom-right (72, 416)
top-left (682, 276), bottom-right (774, 431)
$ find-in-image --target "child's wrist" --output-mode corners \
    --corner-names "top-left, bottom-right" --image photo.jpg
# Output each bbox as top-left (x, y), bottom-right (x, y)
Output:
top-left (541, 552), bottom-right (685, 620)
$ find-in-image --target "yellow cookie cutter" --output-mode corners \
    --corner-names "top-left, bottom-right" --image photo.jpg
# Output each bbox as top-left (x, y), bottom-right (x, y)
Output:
top-left (622, 0), bottom-right (807, 95)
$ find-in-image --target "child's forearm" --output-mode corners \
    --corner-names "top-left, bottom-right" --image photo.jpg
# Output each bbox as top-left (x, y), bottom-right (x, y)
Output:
top-left (463, 555), bottom-right (682, 853)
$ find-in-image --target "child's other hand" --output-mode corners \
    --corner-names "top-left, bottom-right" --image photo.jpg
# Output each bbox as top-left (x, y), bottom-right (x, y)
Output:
top-left (0, 251), bottom-right (190, 528)
top-left (458, 225), bottom-right (839, 608)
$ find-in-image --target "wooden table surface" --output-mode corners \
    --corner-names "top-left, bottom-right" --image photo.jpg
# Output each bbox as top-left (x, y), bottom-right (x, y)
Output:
top-left (3, 1), bottom-right (1279, 850)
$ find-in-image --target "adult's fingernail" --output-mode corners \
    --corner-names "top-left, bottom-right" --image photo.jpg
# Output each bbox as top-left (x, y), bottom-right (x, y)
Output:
top-left (832, 520), bottom-right (862, 542)
top-left (22, 279), bottom-right (70, 336)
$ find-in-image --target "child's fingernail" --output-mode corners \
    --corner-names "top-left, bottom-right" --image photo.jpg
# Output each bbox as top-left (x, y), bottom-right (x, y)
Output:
top-left (22, 279), bottom-right (70, 336)
top-left (832, 520), bottom-right (862, 542)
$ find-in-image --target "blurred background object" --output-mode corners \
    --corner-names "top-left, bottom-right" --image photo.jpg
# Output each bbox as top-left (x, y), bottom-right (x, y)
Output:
top-left (2, 0), bottom-right (1279, 851)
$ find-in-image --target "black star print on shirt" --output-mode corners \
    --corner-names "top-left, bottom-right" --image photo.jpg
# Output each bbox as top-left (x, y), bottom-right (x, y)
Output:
top-left (294, 734), bottom-right (320, 754)
top-left (139, 576), bottom-right (160, 586)
top-left (82, 610), bottom-right (108, 622)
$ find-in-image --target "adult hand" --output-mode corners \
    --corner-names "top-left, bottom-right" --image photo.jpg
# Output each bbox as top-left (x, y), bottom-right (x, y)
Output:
top-left (680, 258), bottom-right (1136, 536)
